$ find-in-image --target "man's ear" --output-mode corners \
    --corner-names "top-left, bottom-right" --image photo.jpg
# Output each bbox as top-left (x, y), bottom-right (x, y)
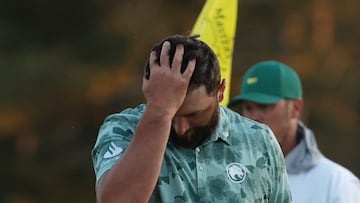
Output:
top-left (292, 99), bottom-right (304, 118)
top-left (217, 79), bottom-right (226, 102)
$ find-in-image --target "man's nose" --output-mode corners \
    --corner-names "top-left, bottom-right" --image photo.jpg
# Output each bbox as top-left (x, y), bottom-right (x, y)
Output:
top-left (172, 117), bottom-right (190, 135)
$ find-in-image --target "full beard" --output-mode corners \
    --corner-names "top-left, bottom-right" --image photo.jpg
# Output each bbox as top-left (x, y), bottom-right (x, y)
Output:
top-left (170, 107), bottom-right (219, 148)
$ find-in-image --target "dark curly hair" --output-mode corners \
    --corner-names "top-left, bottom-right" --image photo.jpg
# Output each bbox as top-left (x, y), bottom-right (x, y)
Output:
top-left (144, 34), bottom-right (221, 95)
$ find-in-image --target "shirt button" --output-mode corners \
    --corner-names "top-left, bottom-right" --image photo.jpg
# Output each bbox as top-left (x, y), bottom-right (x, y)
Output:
top-left (199, 165), bottom-right (204, 171)
top-left (195, 147), bottom-right (201, 153)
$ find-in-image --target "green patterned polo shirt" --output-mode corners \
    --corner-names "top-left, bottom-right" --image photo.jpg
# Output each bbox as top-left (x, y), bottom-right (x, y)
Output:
top-left (92, 104), bottom-right (292, 203)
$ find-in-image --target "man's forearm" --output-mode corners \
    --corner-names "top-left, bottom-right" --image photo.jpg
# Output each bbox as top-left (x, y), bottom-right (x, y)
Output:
top-left (96, 107), bottom-right (173, 203)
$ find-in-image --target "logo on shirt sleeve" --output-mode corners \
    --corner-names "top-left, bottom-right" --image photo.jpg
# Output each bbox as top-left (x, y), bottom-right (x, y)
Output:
top-left (226, 163), bottom-right (247, 183)
top-left (103, 142), bottom-right (123, 159)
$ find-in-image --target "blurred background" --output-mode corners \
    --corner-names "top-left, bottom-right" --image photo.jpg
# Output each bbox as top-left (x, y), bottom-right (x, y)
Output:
top-left (0, 0), bottom-right (359, 202)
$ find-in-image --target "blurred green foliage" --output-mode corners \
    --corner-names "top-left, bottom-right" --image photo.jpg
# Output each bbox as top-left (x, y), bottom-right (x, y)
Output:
top-left (0, 0), bottom-right (359, 202)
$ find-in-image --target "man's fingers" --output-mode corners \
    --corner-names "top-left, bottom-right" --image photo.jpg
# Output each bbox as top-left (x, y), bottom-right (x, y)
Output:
top-left (152, 42), bottom-right (193, 80)
top-left (149, 51), bottom-right (157, 68)
top-left (171, 45), bottom-right (184, 73)
top-left (160, 41), bottom-right (171, 67)
top-left (183, 59), bottom-right (196, 79)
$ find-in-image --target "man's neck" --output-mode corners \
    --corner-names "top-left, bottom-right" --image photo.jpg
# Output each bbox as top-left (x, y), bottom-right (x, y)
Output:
top-left (281, 122), bottom-right (299, 157)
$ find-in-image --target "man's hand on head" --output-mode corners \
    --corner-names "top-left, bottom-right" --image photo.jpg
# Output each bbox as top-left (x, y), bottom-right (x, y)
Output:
top-left (142, 41), bottom-right (195, 118)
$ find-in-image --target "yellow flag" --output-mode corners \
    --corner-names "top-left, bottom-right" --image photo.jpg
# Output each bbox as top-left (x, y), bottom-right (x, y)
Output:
top-left (191, 0), bottom-right (238, 106)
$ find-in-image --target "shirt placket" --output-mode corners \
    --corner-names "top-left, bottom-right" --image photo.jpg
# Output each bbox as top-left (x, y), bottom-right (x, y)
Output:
top-left (195, 146), bottom-right (207, 195)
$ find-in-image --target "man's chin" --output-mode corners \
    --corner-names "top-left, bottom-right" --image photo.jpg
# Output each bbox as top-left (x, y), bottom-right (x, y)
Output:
top-left (171, 131), bottom-right (211, 148)
top-left (170, 106), bottom-right (219, 148)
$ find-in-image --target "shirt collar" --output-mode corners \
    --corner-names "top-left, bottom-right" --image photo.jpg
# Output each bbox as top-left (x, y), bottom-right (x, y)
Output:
top-left (285, 122), bottom-right (323, 174)
top-left (203, 106), bottom-right (232, 146)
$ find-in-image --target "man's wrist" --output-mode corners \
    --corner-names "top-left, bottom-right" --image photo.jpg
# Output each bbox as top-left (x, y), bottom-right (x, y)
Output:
top-left (145, 104), bottom-right (175, 121)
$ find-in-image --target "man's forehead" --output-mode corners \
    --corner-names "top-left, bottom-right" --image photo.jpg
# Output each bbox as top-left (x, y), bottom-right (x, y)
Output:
top-left (177, 86), bottom-right (216, 115)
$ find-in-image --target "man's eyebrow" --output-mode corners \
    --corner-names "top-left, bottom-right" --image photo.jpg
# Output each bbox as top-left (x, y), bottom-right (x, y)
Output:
top-left (177, 106), bottom-right (210, 117)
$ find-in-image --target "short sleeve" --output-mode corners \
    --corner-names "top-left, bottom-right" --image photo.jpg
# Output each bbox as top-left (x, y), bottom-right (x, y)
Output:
top-left (91, 106), bottom-right (143, 185)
